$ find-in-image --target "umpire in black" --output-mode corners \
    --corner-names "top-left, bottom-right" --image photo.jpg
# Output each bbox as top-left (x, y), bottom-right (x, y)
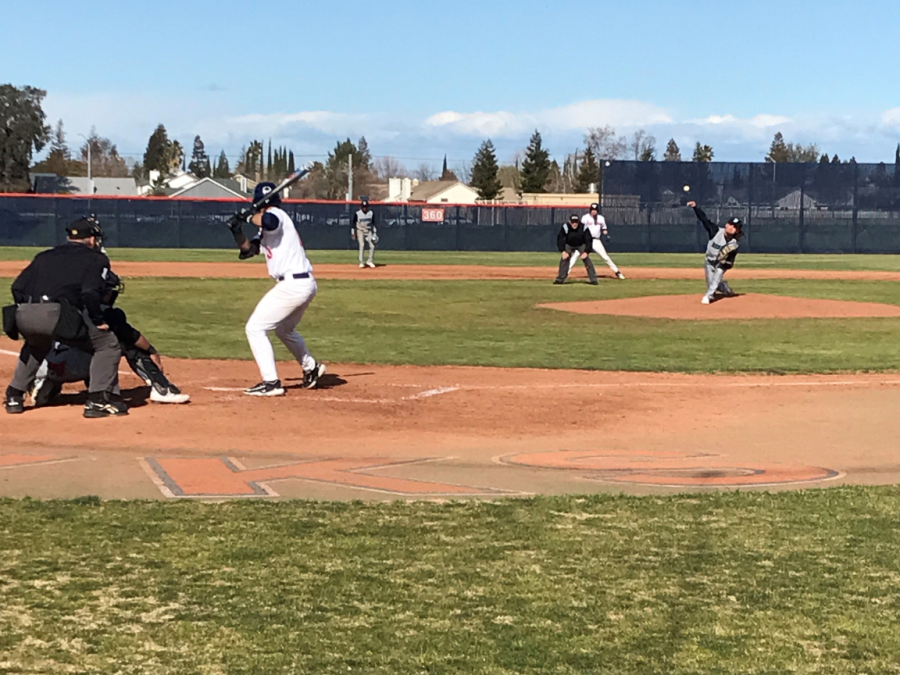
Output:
top-left (554, 214), bottom-right (598, 285)
top-left (3, 217), bottom-right (127, 417)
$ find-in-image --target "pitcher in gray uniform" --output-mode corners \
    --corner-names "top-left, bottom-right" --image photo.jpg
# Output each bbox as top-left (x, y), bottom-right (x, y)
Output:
top-left (688, 201), bottom-right (743, 304)
top-left (351, 198), bottom-right (377, 268)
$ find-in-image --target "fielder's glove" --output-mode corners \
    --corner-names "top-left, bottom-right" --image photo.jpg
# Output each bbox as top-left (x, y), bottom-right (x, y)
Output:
top-left (716, 239), bottom-right (739, 263)
top-left (371, 232), bottom-right (379, 244)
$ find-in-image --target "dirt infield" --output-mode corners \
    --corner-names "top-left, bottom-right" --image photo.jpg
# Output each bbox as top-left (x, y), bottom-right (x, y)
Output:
top-left (539, 293), bottom-right (900, 320)
top-left (3, 338), bottom-right (900, 500)
top-left (3, 260), bottom-right (900, 281)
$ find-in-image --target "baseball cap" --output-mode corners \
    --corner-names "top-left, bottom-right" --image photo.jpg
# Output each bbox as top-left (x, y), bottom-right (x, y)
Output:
top-left (590, 203), bottom-right (599, 210)
top-left (66, 216), bottom-right (103, 240)
top-left (726, 217), bottom-right (743, 229)
top-left (569, 214), bottom-right (580, 222)
top-left (360, 198), bottom-right (369, 206)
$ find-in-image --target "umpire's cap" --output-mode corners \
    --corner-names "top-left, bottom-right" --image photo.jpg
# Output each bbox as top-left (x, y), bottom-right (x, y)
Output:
top-left (66, 216), bottom-right (103, 240)
top-left (253, 181), bottom-right (281, 207)
top-left (726, 216), bottom-right (744, 229)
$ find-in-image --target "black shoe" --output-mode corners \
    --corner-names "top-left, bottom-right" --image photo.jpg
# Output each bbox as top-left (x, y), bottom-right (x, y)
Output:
top-left (32, 380), bottom-right (63, 408)
top-left (83, 393), bottom-right (129, 418)
top-left (4, 388), bottom-right (25, 415)
top-left (589, 280), bottom-right (599, 285)
top-left (244, 380), bottom-right (285, 397)
top-left (553, 279), bottom-right (565, 285)
top-left (302, 362), bottom-right (327, 390)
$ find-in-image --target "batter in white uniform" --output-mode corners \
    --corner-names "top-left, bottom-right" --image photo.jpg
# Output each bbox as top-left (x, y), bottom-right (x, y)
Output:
top-left (233, 182), bottom-right (326, 396)
top-left (569, 203), bottom-right (625, 280)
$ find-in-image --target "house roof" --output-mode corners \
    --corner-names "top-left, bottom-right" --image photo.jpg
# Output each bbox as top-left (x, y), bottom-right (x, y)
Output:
top-left (40, 176), bottom-right (138, 196)
top-left (169, 177), bottom-right (246, 199)
top-left (408, 180), bottom-right (475, 202)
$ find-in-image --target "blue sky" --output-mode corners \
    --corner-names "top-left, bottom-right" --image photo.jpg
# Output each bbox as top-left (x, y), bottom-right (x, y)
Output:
top-left (5, 0), bottom-right (900, 169)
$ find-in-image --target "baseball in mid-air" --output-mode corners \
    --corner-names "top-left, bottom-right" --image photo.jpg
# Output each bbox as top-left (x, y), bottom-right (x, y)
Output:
top-left (683, 185), bottom-right (691, 192)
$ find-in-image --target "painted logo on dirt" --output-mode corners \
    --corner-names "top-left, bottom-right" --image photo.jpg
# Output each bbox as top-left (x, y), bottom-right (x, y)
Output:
top-left (142, 456), bottom-right (510, 498)
top-left (502, 450), bottom-right (840, 487)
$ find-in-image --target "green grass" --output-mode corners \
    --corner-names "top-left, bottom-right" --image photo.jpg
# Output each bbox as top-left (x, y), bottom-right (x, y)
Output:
top-left (118, 277), bottom-right (900, 373)
top-left (2, 488), bottom-right (900, 674)
top-left (2, 246), bottom-right (900, 270)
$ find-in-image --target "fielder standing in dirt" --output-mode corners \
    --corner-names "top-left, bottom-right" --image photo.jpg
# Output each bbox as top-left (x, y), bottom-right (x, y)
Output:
top-left (569, 202), bottom-right (625, 280)
top-left (351, 198), bottom-right (377, 268)
top-left (231, 182), bottom-right (326, 396)
top-left (688, 200), bottom-right (743, 304)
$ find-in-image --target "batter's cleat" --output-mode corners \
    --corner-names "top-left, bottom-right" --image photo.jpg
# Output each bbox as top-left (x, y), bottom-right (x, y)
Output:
top-left (32, 379), bottom-right (63, 408)
top-left (615, 271), bottom-right (626, 280)
top-left (244, 380), bottom-right (285, 397)
top-left (150, 384), bottom-right (190, 404)
top-left (366, 261), bottom-right (376, 268)
top-left (302, 361), bottom-right (327, 390)
top-left (701, 296), bottom-right (711, 305)
top-left (4, 388), bottom-right (25, 415)
top-left (83, 393), bottom-right (129, 418)
top-left (359, 263), bottom-right (365, 268)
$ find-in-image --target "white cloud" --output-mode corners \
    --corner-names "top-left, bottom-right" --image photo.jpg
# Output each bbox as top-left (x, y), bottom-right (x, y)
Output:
top-left (882, 108), bottom-right (900, 126)
top-left (425, 99), bottom-right (673, 137)
top-left (694, 113), bottom-right (791, 128)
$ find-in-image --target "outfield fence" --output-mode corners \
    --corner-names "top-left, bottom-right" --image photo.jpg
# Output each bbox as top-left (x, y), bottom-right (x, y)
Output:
top-left (2, 160), bottom-right (900, 253)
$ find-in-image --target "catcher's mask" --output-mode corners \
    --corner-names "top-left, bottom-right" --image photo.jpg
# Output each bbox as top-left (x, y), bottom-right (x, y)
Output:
top-left (103, 270), bottom-right (124, 306)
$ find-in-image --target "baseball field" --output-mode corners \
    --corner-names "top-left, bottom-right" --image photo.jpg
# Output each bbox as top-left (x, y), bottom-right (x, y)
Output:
top-left (3, 248), bottom-right (900, 673)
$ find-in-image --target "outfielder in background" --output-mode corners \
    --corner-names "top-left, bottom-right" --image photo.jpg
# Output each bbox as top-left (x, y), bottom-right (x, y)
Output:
top-left (233, 182), bottom-right (327, 396)
top-left (351, 198), bottom-right (377, 268)
top-left (569, 203), bottom-right (625, 280)
top-left (688, 200), bottom-right (743, 304)
top-left (554, 214), bottom-right (598, 285)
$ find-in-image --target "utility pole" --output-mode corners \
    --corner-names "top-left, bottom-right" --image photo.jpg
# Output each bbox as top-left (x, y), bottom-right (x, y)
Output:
top-left (347, 154), bottom-right (353, 201)
top-left (79, 133), bottom-right (94, 195)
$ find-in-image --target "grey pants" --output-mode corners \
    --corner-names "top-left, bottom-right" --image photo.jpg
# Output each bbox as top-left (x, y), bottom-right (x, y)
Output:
top-left (9, 304), bottom-right (121, 395)
top-left (704, 261), bottom-right (734, 299)
top-left (357, 228), bottom-right (375, 264)
top-left (556, 244), bottom-right (597, 283)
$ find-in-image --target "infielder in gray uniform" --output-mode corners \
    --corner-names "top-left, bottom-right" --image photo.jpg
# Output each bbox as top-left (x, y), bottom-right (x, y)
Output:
top-left (351, 198), bottom-right (377, 268)
top-left (688, 200), bottom-right (743, 304)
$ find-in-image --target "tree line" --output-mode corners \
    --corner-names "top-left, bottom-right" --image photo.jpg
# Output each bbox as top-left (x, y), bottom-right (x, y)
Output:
top-left (2, 84), bottom-right (898, 198)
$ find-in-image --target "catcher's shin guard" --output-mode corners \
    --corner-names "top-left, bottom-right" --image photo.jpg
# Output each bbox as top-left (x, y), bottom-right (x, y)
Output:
top-left (124, 347), bottom-right (181, 394)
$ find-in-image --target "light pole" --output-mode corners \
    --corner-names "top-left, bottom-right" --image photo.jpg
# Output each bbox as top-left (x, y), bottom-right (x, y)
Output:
top-left (78, 133), bottom-right (94, 195)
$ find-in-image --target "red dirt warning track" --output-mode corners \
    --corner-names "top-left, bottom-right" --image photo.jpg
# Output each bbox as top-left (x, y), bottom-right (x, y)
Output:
top-left (3, 338), bottom-right (900, 500)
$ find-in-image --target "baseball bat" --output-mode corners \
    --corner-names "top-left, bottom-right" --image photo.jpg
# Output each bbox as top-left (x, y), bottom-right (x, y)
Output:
top-left (228, 163), bottom-right (314, 226)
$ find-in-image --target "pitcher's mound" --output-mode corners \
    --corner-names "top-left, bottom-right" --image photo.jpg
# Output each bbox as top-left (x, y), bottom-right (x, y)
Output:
top-left (538, 293), bottom-right (900, 320)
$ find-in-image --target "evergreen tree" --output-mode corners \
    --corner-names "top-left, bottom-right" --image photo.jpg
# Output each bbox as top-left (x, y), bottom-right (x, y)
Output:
top-left (213, 150), bottom-right (230, 178)
top-left (143, 124), bottom-right (172, 174)
top-left (288, 150), bottom-right (295, 174)
top-left (520, 130), bottom-right (551, 193)
top-left (766, 132), bottom-right (789, 163)
top-left (357, 137), bottom-right (372, 171)
top-left (692, 142), bottom-right (714, 162)
top-left (32, 119), bottom-right (80, 176)
top-left (266, 139), bottom-right (273, 179)
top-left (663, 139), bottom-right (681, 162)
top-left (820, 153), bottom-right (830, 163)
top-left (470, 139), bottom-right (502, 200)
top-left (575, 147), bottom-right (600, 193)
top-left (831, 154), bottom-right (841, 164)
top-left (188, 135), bottom-right (211, 178)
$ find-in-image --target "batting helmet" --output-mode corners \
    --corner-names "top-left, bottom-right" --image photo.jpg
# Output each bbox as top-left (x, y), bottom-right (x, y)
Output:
top-left (253, 182), bottom-right (281, 207)
top-left (66, 215), bottom-right (103, 241)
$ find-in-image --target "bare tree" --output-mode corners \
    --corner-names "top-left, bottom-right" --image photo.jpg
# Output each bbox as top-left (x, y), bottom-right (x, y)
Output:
top-left (584, 125), bottom-right (627, 161)
top-left (454, 160), bottom-right (472, 184)
top-left (413, 163), bottom-right (436, 181)
top-left (373, 155), bottom-right (408, 179)
top-left (630, 130), bottom-right (656, 161)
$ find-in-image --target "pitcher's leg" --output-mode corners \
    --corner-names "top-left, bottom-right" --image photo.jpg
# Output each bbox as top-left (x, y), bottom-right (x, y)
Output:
top-left (705, 267), bottom-right (726, 300)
